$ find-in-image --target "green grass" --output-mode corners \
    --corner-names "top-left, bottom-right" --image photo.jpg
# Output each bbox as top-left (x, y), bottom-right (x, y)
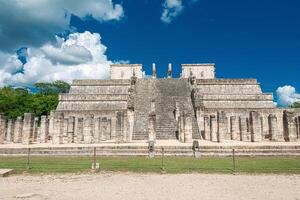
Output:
top-left (0, 156), bottom-right (300, 174)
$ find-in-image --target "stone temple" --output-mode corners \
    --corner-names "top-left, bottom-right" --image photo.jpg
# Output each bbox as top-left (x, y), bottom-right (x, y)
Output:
top-left (0, 63), bottom-right (300, 145)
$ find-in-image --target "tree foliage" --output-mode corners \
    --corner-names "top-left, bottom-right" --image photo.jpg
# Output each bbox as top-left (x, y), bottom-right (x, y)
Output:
top-left (291, 102), bottom-right (300, 108)
top-left (0, 81), bottom-right (70, 119)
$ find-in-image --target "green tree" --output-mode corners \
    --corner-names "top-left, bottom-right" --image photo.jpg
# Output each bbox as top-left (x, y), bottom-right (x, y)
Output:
top-left (291, 102), bottom-right (300, 108)
top-left (0, 81), bottom-right (70, 119)
top-left (35, 80), bottom-right (70, 94)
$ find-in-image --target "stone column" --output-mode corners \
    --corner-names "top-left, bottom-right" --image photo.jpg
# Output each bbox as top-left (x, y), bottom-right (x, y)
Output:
top-left (39, 116), bottom-right (49, 143)
top-left (127, 109), bottom-right (134, 142)
top-left (179, 115), bottom-right (185, 142)
top-left (52, 112), bottom-right (64, 144)
top-left (184, 114), bottom-right (193, 143)
top-left (111, 115), bottom-right (117, 141)
top-left (101, 118), bottom-right (109, 140)
top-left (116, 111), bottom-right (124, 142)
top-left (275, 113), bottom-right (285, 141)
top-left (283, 111), bottom-right (297, 142)
top-left (268, 114), bottom-right (280, 141)
top-left (32, 117), bottom-right (39, 142)
top-left (62, 118), bottom-right (68, 144)
top-left (217, 111), bottom-right (227, 142)
top-left (75, 118), bottom-right (84, 143)
top-left (297, 116), bottom-right (300, 140)
top-left (83, 115), bottom-right (94, 144)
top-left (239, 116), bottom-right (249, 141)
top-left (230, 116), bottom-right (239, 140)
top-left (210, 115), bottom-right (218, 142)
top-left (250, 111), bottom-right (262, 142)
top-left (13, 117), bottom-right (23, 143)
top-left (48, 111), bottom-right (55, 142)
top-left (204, 116), bottom-right (210, 140)
top-left (0, 115), bottom-right (6, 144)
top-left (93, 117), bottom-right (101, 143)
top-left (148, 113), bottom-right (156, 141)
top-left (66, 116), bottom-right (75, 143)
top-left (22, 113), bottom-right (34, 145)
top-left (6, 119), bottom-right (14, 143)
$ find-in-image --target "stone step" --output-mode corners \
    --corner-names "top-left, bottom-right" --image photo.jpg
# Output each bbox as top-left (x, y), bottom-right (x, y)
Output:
top-left (1, 146), bottom-right (300, 156)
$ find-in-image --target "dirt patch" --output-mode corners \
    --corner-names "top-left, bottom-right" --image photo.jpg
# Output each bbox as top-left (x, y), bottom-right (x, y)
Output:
top-left (1, 173), bottom-right (300, 200)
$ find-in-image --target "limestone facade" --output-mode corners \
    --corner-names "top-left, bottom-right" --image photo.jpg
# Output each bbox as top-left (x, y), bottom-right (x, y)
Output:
top-left (0, 63), bottom-right (300, 144)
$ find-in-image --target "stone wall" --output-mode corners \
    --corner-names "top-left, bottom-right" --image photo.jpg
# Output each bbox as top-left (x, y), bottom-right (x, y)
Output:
top-left (181, 64), bottom-right (215, 79)
top-left (110, 64), bottom-right (143, 79)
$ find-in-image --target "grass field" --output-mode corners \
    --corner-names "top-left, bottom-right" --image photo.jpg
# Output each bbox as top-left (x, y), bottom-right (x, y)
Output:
top-left (1, 156), bottom-right (300, 174)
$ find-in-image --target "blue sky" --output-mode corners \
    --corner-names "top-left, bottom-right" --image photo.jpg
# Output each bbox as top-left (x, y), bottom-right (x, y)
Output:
top-left (0, 0), bottom-right (299, 105)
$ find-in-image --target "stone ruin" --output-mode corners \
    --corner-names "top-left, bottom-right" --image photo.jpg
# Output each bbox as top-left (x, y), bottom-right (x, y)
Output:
top-left (0, 63), bottom-right (300, 144)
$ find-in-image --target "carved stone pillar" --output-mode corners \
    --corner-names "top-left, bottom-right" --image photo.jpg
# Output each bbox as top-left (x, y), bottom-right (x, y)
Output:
top-left (39, 116), bottom-right (49, 143)
top-left (275, 113), bottom-right (285, 141)
top-left (0, 115), bottom-right (6, 144)
top-left (32, 117), bottom-right (39, 142)
top-left (67, 116), bottom-right (75, 143)
top-left (210, 115), bottom-right (218, 142)
top-left (75, 118), bottom-right (83, 143)
top-left (184, 113), bottom-right (193, 143)
top-left (22, 113), bottom-right (34, 145)
top-left (152, 63), bottom-right (156, 79)
top-left (83, 115), bottom-right (94, 144)
top-left (6, 119), bottom-right (14, 143)
top-left (148, 113), bottom-right (156, 141)
top-left (217, 111), bottom-right (227, 142)
top-left (167, 63), bottom-right (172, 78)
top-left (13, 117), bottom-right (23, 143)
top-left (283, 111), bottom-right (297, 142)
top-left (239, 116), bottom-right (249, 141)
top-left (230, 116), bottom-right (239, 140)
top-left (268, 114), bottom-right (279, 141)
top-left (127, 109), bottom-right (134, 142)
top-left (93, 117), bottom-right (101, 143)
top-left (204, 116), bottom-right (210, 140)
top-left (48, 111), bottom-right (55, 141)
top-left (52, 113), bottom-right (64, 144)
top-left (250, 111), bottom-right (262, 142)
top-left (179, 114), bottom-right (185, 142)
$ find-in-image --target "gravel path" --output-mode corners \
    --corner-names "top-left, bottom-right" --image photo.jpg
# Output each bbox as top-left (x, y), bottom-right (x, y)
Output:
top-left (1, 173), bottom-right (300, 200)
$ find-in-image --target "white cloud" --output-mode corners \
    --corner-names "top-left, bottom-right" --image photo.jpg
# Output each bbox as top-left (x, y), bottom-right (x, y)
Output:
top-left (0, 31), bottom-right (112, 87)
top-left (276, 85), bottom-right (300, 106)
top-left (0, 0), bottom-right (123, 52)
top-left (161, 0), bottom-right (184, 23)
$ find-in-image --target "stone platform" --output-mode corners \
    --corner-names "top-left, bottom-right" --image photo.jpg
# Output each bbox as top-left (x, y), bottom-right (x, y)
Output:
top-left (0, 169), bottom-right (14, 177)
top-left (0, 141), bottom-right (300, 157)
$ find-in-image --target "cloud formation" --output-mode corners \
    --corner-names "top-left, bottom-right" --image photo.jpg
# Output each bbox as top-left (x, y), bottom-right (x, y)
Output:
top-left (0, 0), bottom-right (123, 52)
top-left (161, 0), bottom-right (184, 23)
top-left (276, 85), bottom-right (300, 106)
top-left (0, 31), bottom-right (111, 87)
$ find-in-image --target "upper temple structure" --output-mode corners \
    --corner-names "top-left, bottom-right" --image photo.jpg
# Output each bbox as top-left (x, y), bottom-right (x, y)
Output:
top-left (1, 63), bottom-right (300, 144)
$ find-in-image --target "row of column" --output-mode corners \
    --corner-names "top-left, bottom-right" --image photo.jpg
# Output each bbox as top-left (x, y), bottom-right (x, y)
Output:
top-left (0, 111), bottom-right (130, 145)
top-left (201, 111), bottom-right (299, 143)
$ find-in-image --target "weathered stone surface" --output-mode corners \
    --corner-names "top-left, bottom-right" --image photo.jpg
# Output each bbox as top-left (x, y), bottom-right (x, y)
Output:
top-left (0, 115), bottom-right (6, 144)
top-left (250, 111), bottom-right (262, 142)
top-left (22, 113), bottom-right (34, 145)
top-left (6, 119), bottom-right (14, 143)
top-left (13, 117), bottom-right (22, 143)
top-left (39, 116), bottom-right (48, 143)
